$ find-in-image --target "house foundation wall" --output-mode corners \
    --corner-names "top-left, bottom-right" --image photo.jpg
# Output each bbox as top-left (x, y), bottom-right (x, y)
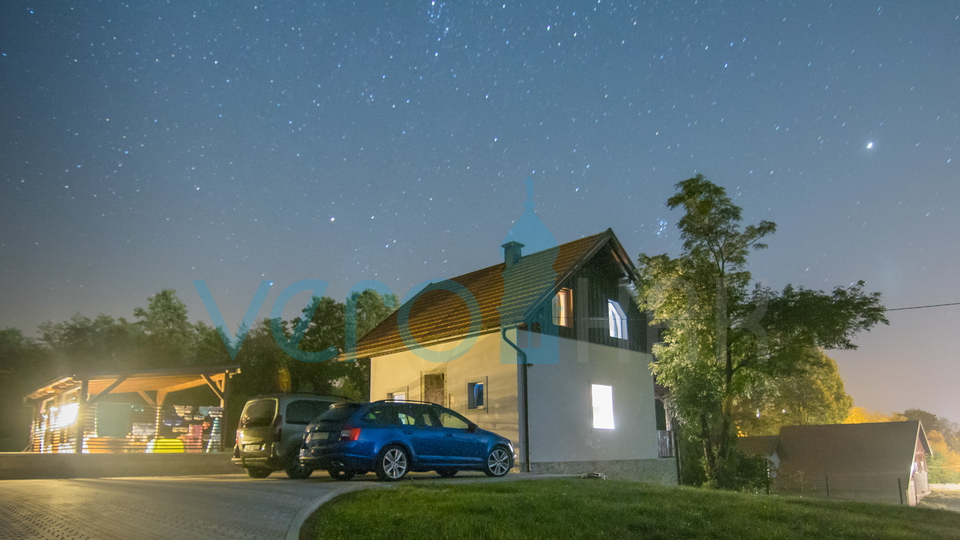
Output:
top-left (529, 458), bottom-right (677, 485)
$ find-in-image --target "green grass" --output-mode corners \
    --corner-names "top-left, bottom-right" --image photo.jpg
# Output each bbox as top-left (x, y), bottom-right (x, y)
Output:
top-left (304, 479), bottom-right (960, 540)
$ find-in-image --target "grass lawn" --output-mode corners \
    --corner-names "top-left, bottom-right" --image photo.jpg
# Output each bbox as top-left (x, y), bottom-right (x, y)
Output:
top-left (303, 479), bottom-right (960, 540)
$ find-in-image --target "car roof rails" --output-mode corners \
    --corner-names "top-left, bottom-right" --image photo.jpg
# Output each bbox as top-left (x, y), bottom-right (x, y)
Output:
top-left (371, 399), bottom-right (439, 405)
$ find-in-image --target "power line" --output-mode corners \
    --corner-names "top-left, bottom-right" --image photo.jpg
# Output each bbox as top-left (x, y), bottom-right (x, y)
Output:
top-left (887, 302), bottom-right (960, 312)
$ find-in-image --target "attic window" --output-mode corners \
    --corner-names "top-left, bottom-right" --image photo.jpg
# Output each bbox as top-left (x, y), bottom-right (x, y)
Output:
top-left (608, 300), bottom-right (627, 340)
top-left (553, 288), bottom-right (573, 327)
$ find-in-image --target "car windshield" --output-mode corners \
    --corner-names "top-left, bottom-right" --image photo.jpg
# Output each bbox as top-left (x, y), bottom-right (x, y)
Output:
top-left (239, 399), bottom-right (277, 428)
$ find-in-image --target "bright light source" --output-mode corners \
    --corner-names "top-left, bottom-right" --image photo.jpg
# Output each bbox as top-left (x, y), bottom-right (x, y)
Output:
top-left (52, 403), bottom-right (79, 428)
top-left (867, 142), bottom-right (874, 149)
top-left (592, 384), bottom-right (615, 429)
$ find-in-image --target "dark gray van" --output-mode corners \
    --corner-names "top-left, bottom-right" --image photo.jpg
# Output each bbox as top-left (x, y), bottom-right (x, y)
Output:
top-left (232, 393), bottom-right (347, 478)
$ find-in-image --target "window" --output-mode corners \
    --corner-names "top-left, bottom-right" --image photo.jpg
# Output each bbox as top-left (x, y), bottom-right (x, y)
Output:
top-left (591, 384), bottom-right (615, 429)
top-left (608, 300), bottom-right (628, 340)
top-left (437, 409), bottom-right (471, 429)
top-left (553, 287), bottom-right (573, 327)
top-left (467, 380), bottom-right (485, 410)
top-left (286, 399), bottom-right (334, 425)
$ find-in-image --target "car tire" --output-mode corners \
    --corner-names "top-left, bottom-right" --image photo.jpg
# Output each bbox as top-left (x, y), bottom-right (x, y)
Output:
top-left (246, 467), bottom-right (272, 478)
top-left (483, 446), bottom-right (512, 477)
top-left (285, 461), bottom-right (313, 479)
top-left (375, 445), bottom-right (410, 481)
top-left (436, 467), bottom-right (458, 478)
top-left (328, 468), bottom-right (356, 481)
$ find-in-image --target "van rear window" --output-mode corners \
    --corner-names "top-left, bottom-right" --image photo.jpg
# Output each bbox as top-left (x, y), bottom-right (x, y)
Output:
top-left (240, 399), bottom-right (277, 428)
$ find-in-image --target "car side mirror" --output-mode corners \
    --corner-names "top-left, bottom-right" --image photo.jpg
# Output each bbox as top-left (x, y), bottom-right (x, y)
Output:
top-left (467, 422), bottom-right (478, 433)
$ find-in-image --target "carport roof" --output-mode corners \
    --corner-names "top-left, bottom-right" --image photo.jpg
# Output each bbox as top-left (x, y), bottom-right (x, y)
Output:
top-left (24, 365), bottom-right (241, 402)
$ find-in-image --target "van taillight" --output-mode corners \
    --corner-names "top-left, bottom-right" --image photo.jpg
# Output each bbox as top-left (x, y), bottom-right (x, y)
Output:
top-left (339, 427), bottom-right (361, 441)
top-left (272, 415), bottom-right (283, 442)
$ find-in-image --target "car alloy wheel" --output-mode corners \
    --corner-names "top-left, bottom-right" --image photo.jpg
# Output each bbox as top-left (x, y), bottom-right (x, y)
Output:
top-left (484, 446), bottom-right (511, 477)
top-left (376, 445), bottom-right (409, 481)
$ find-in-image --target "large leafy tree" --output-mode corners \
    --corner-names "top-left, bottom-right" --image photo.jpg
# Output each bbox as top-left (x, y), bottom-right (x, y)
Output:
top-left (735, 351), bottom-right (853, 436)
top-left (636, 174), bottom-right (887, 487)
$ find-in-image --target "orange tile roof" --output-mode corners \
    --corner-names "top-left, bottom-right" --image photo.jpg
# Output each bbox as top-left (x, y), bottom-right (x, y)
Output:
top-left (356, 229), bottom-right (626, 357)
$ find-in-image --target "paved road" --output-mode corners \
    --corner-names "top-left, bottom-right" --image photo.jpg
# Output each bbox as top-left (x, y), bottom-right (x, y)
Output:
top-left (0, 471), bottom-right (542, 540)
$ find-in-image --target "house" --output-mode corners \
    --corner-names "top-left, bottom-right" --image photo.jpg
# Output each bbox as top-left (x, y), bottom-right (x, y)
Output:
top-left (355, 228), bottom-right (678, 484)
top-left (740, 421), bottom-right (932, 505)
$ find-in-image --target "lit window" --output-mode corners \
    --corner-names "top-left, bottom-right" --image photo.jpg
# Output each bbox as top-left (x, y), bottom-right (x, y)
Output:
top-left (388, 392), bottom-right (406, 402)
top-left (592, 384), bottom-right (615, 429)
top-left (608, 300), bottom-right (627, 339)
top-left (467, 381), bottom-right (485, 410)
top-left (553, 288), bottom-right (573, 327)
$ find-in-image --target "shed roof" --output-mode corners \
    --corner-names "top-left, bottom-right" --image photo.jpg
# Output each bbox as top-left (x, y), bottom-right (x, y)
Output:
top-left (25, 365), bottom-right (240, 403)
top-left (355, 229), bottom-right (634, 357)
top-left (775, 421), bottom-right (930, 477)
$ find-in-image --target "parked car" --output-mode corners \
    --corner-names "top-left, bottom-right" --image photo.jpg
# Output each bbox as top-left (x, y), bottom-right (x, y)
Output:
top-left (299, 400), bottom-right (515, 481)
top-left (232, 393), bottom-right (348, 478)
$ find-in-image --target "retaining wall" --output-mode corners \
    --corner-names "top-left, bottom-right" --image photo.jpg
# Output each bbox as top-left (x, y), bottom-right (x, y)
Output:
top-left (0, 452), bottom-right (238, 480)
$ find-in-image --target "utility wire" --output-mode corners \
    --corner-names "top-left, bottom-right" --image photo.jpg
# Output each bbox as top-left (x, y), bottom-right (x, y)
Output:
top-left (887, 302), bottom-right (960, 312)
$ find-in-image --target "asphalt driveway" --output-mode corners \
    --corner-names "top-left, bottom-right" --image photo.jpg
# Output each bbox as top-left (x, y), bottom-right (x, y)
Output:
top-left (0, 471), bottom-right (541, 540)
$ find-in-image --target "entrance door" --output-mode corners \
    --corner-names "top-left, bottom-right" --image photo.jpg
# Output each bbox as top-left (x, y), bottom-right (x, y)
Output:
top-left (423, 373), bottom-right (445, 406)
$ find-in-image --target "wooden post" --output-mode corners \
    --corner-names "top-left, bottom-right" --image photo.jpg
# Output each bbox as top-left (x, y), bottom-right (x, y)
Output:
top-left (76, 379), bottom-right (89, 454)
top-left (898, 477), bottom-right (904, 506)
top-left (825, 475), bottom-right (830, 498)
top-left (220, 370), bottom-right (230, 452)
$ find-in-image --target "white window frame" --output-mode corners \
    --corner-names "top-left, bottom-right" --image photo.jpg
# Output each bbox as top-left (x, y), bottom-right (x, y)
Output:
top-left (608, 300), bottom-right (628, 340)
top-left (591, 384), bottom-right (615, 430)
top-left (386, 386), bottom-right (408, 402)
top-left (467, 377), bottom-right (487, 411)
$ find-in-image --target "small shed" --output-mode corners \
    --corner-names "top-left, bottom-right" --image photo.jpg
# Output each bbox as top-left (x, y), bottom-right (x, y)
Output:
top-left (24, 365), bottom-right (240, 454)
top-left (742, 421), bottom-right (932, 505)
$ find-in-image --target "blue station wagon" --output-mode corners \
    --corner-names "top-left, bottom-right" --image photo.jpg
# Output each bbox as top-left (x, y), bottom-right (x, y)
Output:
top-left (299, 400), bottom-right (515, 481)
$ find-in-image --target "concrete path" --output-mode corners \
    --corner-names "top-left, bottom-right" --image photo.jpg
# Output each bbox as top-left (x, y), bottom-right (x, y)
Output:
top-left (0, 471), bottom-right (548, 539)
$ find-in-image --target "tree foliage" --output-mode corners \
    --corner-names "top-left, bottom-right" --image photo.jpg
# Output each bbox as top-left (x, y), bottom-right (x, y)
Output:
top-left (636, 174), bottom-right (887, 488)
top-left (735, 351), bottom-right (853, 436)
top-left (0, 288), bottom-right (397, 451)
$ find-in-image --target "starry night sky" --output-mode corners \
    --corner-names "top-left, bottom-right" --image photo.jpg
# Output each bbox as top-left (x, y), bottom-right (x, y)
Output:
top-left (2, 1), bottom-right (958, 419)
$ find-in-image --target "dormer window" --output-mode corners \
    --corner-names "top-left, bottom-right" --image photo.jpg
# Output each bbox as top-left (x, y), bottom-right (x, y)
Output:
top-left (553, 288), bottom-right (573, 327)
top-left (608, 300), bottom-right (627, 340)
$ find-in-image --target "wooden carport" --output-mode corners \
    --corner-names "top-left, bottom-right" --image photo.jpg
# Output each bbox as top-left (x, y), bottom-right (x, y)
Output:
top-left (24, 365), bottom-right (240, 453)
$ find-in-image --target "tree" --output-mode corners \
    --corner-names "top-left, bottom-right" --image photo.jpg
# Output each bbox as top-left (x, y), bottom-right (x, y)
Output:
top-left (735, 351), bottom-right (853, 436)
top-left (636, 174), bottom-right (887, 488)
top-left (134, 290), bottom-right (196, 367)
top-left (843, 407), bottom-right (904, 424)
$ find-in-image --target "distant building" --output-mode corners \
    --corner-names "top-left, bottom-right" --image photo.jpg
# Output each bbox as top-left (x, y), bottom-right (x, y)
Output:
top-left (740, 421), bottom-right (932, 505)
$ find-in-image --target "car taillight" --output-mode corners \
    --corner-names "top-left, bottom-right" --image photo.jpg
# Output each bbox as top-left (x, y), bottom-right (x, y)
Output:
top-left (272, 415), bottom-right (283, 442)
top-left (339, 427), bottom-right (361, 441)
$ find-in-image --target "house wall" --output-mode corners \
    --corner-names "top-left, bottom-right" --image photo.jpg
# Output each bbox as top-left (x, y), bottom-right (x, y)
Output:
top-left (369, 332), bottom-right (521, 449)
top-left (522, 332), bottom-right (676, 484)
top-left (369, 329), bottom-right (676, 485)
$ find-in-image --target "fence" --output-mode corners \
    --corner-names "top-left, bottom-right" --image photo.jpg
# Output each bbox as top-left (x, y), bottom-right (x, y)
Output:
top-left (773, 470), bottom-right (929, 506)
top-left (657, 430), bottom-right (675, 458)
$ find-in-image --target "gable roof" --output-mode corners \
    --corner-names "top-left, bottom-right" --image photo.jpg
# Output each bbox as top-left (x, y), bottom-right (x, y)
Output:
top-left (774, 421), bottom-right (930, 477)
top-left (355, 229), bottom-right (634, 358)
